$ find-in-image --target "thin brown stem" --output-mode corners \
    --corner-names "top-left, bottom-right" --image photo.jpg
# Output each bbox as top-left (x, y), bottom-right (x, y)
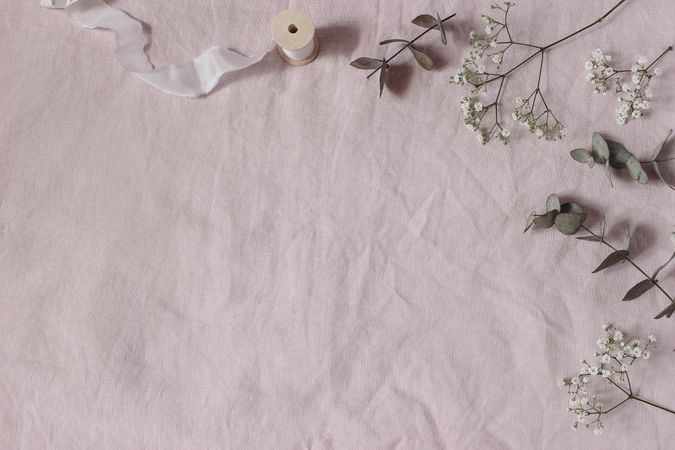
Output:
top-left (366, 14), bottom-right (456, 79)
top-left (580, 225), bottom-right (675, 309)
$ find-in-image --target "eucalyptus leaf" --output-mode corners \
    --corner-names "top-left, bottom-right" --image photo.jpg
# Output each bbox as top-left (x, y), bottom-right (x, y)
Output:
top-left (605, 160), bottom-right (613, 188)
top-left (351, 57), bottom-right (384, 69)
top-left (576, 235), bottom-right (602, 242)
top-left (592, 250), bottom-right (629, 273)
top-left (626, 156), bottom-right (648, 184)
top-left (652, 250), bottom-right (675, 280)
top-left (591, 132), bottom-right (609, 163)
top-left (607, 140), bottom-right (634, 169)
top-left (380, 39), bottom-right (410, 45)
top-left (533, 210), bottom-right (557, 228)
top-left (622, 228), bottom-right (631, 252)
top-left (570, 148), bottom-right (591, 164)
top-left (524, 213), bottom-right (535, 233)
top-left (412, 14), bottom-right (438, 28)
top-left (409, 46), bottom-right (434, 70)
top-left (546, 193), bottom-right (561, 213)
top-left (622, 278), bottom-right (656, 301)
top-left (436, 12), bottom-right (447, 45)
top-left (559, 202), bottom-right (583, 214)
top-left (554, 212), bottom-right (586, 235)
top-left (378, 59), bottom-right (388, 97)
top-left (651, 161), bottom-right (675, 190)
top-left (650, 129), bottom-right (673, 162)
top-left (654, 303), bottom-right (675, 320)
top-left (599, 216), bottom-right (606, 241)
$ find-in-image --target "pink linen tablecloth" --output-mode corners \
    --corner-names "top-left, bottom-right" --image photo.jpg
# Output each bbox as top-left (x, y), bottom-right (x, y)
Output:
top-left (1, 0), bottom-right (675, 448)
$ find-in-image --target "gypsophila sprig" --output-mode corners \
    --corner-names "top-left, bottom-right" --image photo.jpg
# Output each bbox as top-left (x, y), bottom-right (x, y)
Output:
top-left (561, 324), bottom-right (674, 435)
top-left (585, 47), bottom-right (673, 125)
top-left (571, 130), bottom-right (675, 189)
top-left (350, 13), bottom-right (456, 97)
top-left (451, 0), bottom-right (629, 144)
top-left (525, 194), bottom-right (675, 319)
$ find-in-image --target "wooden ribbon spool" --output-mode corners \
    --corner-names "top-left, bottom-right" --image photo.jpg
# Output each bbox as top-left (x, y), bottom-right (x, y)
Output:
top-left (271, 9), bottom-right (319, 66)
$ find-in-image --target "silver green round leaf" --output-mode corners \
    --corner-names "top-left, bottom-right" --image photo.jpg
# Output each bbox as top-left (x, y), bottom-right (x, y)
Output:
top-left (570, 148), bottom-right (591, 164)
top-left (626, 156), bottom-right (648, 184)
top-left (546, 193), bottom-right (561, 212)
top-left (533, 210), bottom-right (557, 228)
top-left (606, 140), bottom-right (634, 169)
top-left (591, 132), bottom-right (609, 163)
top-left (554, 212), bottom-right (586, 235)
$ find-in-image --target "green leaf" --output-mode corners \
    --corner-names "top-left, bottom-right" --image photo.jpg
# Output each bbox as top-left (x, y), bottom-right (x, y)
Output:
top-left (576, 216), bottom-right (604, 242)
top-left (622, 228), bottom-right (631, 252)
top-left (378, 59), bottom-right (388, 98)
top-left (436, 13), bottom-right (447, 45)
top-left (350, 57), bottom-right (384, 69)
top-left (654, 303), bottom-right (675, 319)
top-left (591, 132), bottom-right (609, 163)
top-left (409, 46), bottom-right (434, 71)
top-left (592, 250), bottom-right (629, 273)
top-left (533, 210), bottom-right (557, 228)
top-left (546, 194), bottom-right (561, 213)
top-left (570, 148), bottom-right (591, 164)
top-left (554, 212), bottom-right (586, 235)
top-left (626, 156), bottom-right (648, 184)
top-left (651, 161), bottom-right (675, 190)
top-left (652, 250), bottom-right (675, 280)
top-left (605, 160), bottom-right (613, 188)
top-left (577, 235), bottom-right (602, 242)
top-left (607, 140), bottom-right (634, 169)
top-left (559, 202), bottom-right (583, 214)
top-left (650, 129), bottom-right (673, 161)
top-left (380, 39), bottom-right (410, 45)
top-left (622, 279), bottom-right (656, 301)
top-left (524, 213), bottom-right (535, 233)
top-left (412, 14), bottom-right (437, 28)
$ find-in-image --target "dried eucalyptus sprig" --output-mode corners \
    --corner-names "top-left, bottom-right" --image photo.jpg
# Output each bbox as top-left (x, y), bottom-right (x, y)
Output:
top-left (570, 130), bottom-right (675, 189)
top-left (585, 47), bottom-right (672, 125)
top-left (451, 0), bottom-right (629, 144)
top-left (560, 324), bottom-right (674, 435)
top-left (350, 13), bottom-right (456, 97)
top-left (524, 194), bottom-right (675, 319)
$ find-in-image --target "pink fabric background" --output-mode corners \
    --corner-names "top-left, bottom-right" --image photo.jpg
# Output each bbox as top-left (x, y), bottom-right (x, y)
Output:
top-left (2, 0), bottom-right (675, 448)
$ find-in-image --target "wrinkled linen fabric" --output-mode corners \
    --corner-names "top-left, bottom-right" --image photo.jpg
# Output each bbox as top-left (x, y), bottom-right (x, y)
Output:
top-left (1, 0), bottom-right (675, 448)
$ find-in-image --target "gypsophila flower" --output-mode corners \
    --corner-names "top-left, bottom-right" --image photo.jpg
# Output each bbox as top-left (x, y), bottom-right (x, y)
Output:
top-left (560, 324), bottom-right (670, 434)
top-left (450, 1), bottom-right (567, 144)
top-left (585, 47), bottom-right (672, 125)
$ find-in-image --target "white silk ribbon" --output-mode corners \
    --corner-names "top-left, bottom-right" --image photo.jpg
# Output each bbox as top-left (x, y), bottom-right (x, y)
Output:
top-left (41, 0), bottom-right (270, 97)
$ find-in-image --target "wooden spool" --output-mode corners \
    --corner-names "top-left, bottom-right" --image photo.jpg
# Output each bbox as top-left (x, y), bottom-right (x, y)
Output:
top-left (271, 9), bottom-right (318, 66)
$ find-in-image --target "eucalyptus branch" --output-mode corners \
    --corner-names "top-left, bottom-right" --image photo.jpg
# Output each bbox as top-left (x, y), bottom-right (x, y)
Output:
top-left (350, 13), bottom-right (456, 97)
top-left (561, 324), bottom-right (674, 435)
top-left (524, 194), bottom-right (675, 319)
top-left (453, 0), bottom-right (630, 144)
top-left (570, 130), bottom-right (675, 190)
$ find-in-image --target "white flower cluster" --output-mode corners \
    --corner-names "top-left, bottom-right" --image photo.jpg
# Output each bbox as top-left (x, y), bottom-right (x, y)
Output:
top-left (559, 324), bottom-right (656, 435)
top-left (450, 2), bottom-right (519, 145)
top-left (585, 49), bottom-right (615, 93)
top-left (512, 96), bottom-right (566, 141)
top-left (460, 96), bottom-right (511, 144)
top-left (585, 49), bottom-right (663, 125)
